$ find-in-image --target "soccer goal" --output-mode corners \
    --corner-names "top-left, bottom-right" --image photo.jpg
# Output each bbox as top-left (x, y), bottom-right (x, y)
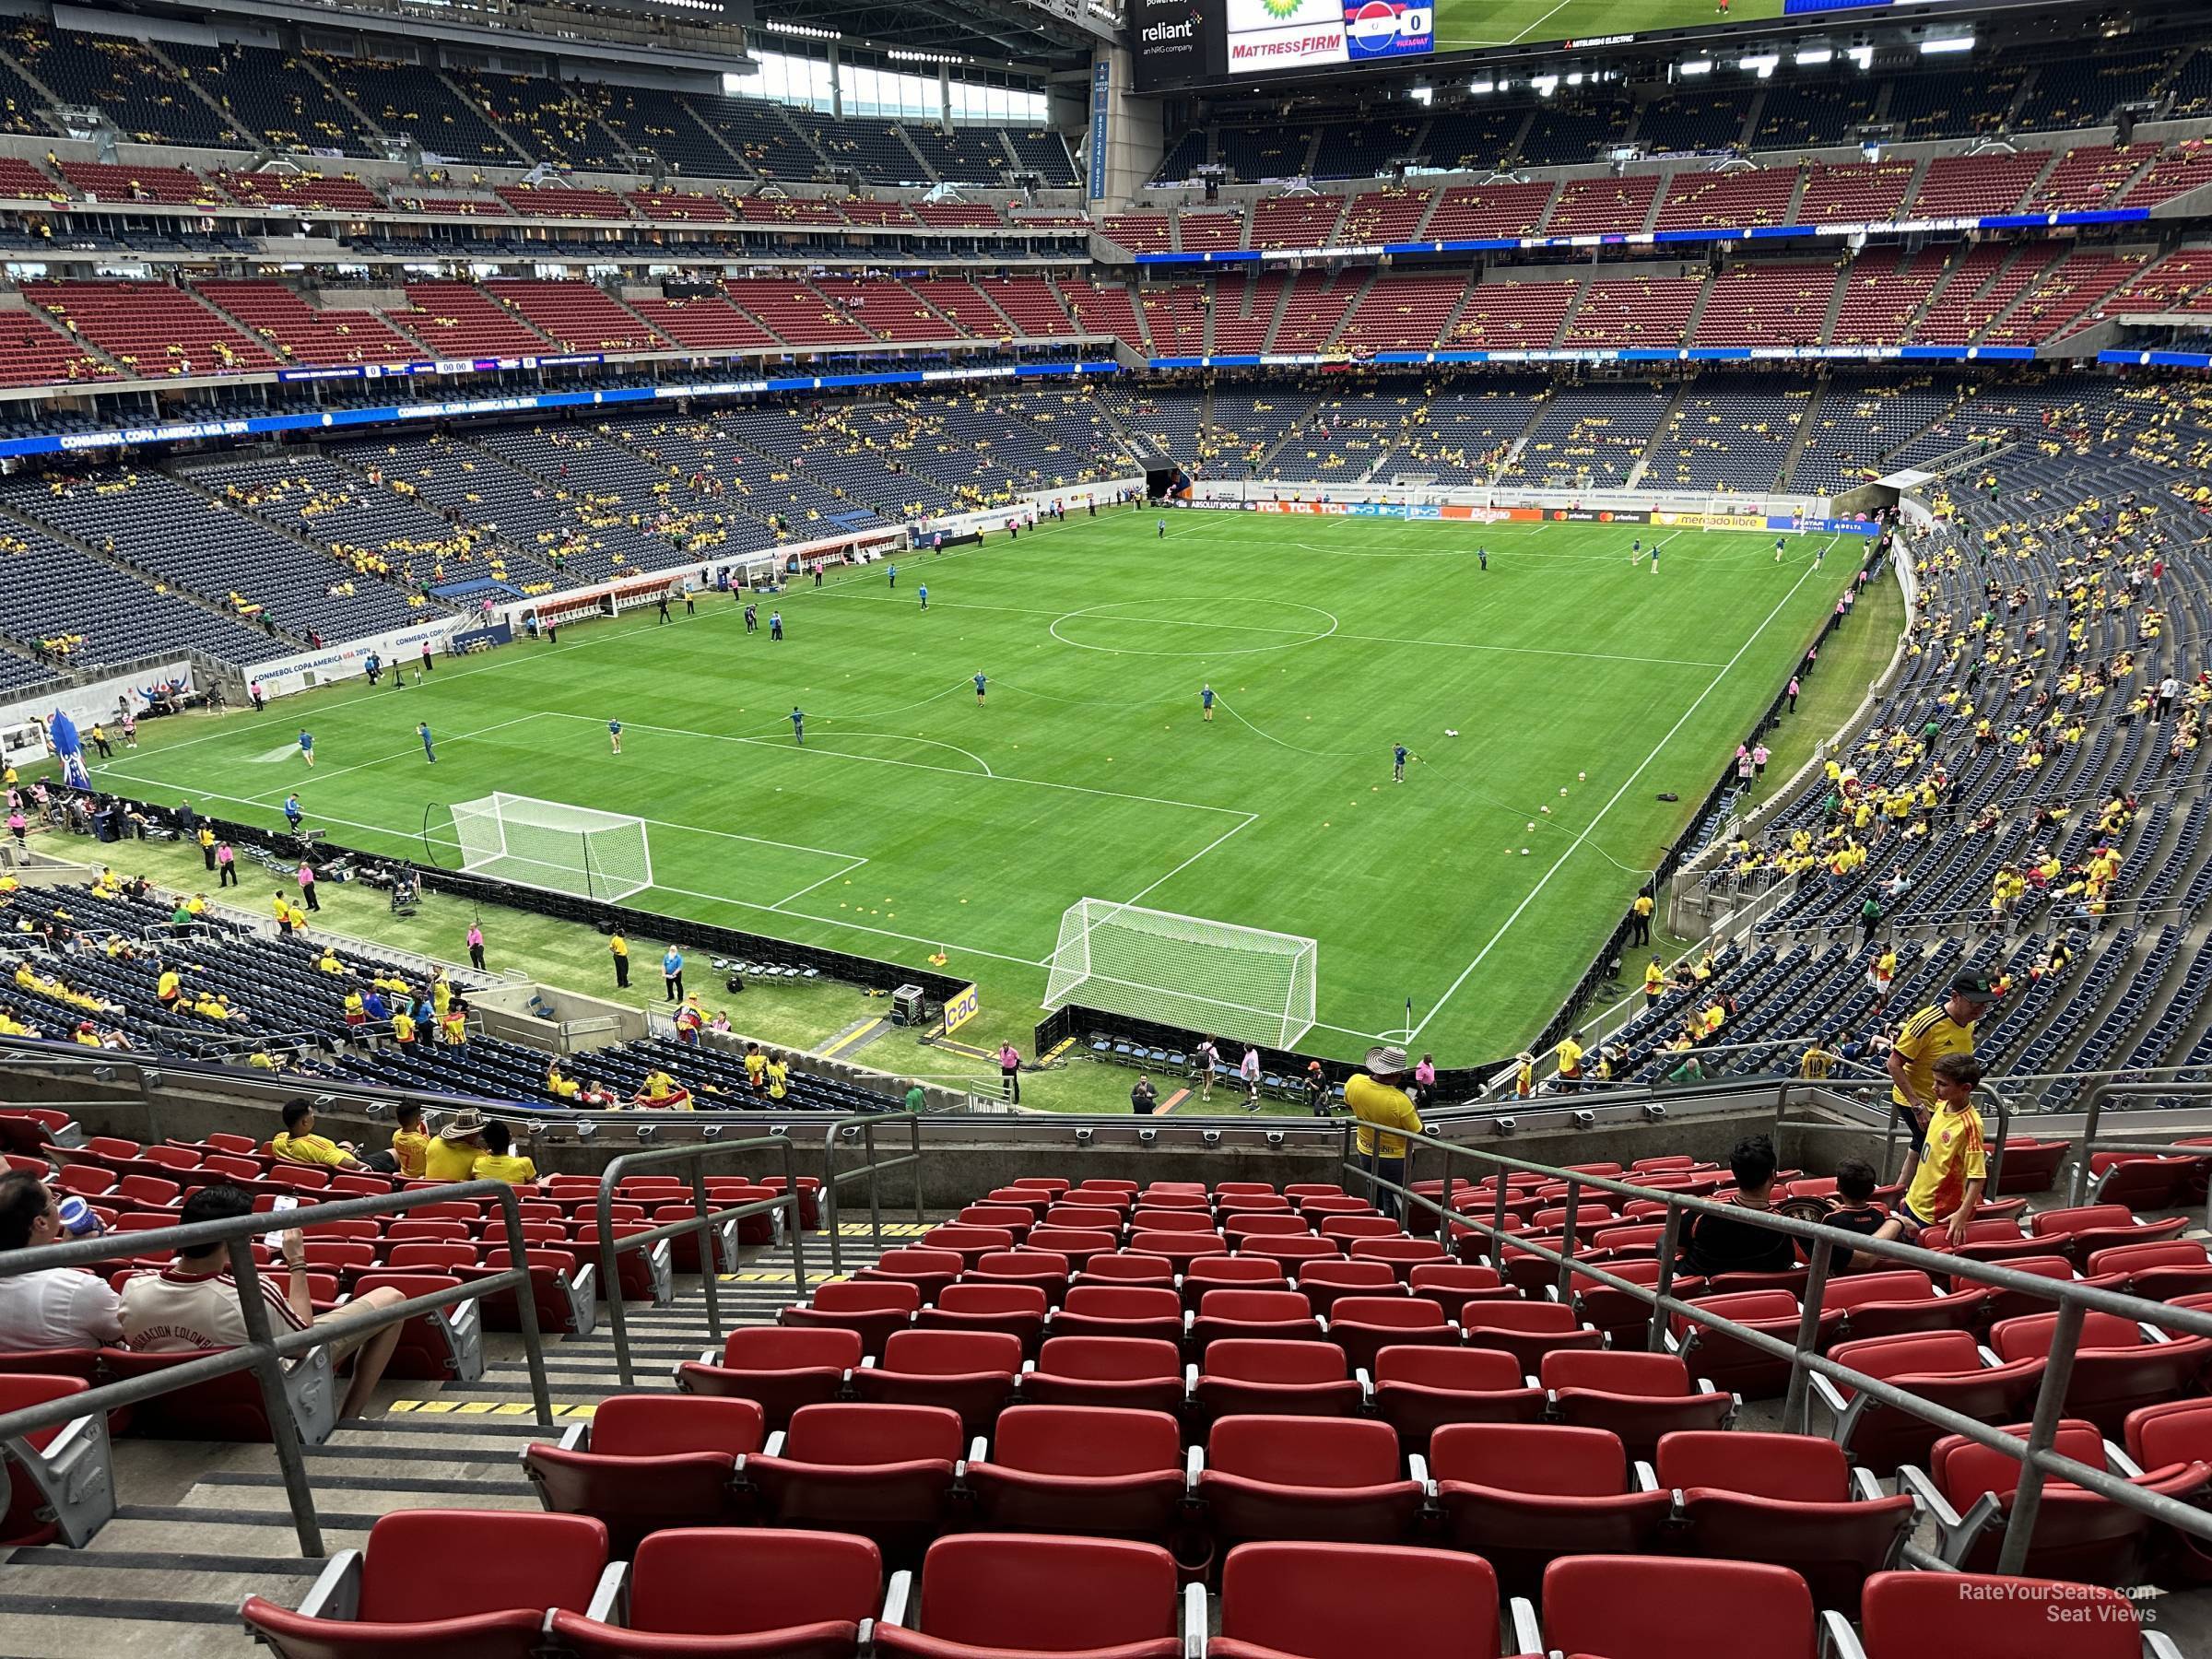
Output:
top-left (448, 794), bottom-right (653, 903)
top-left (1043, 898), bottom-right (1317, 1049)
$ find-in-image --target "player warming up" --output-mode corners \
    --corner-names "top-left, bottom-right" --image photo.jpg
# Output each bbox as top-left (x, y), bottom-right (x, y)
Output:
top-left (973, 672), bottom-right (987, 706)
top-left (298, 729), bottom-right (315, 768)
top-left (790, 707), bottom-right (805, 746)
top-left (608, 719), bottom-right (623, 755)
top-left (1394, 743), bottom-right (1409, 782)
top-left (1201, 684), bottom-right (1214, 722)
top-left (919, 583), bottom-right (929, 612)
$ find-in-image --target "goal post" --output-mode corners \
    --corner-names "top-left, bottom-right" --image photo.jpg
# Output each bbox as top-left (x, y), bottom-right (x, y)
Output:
top-left (448, 794), bottom-right (653, 903)
top-left (1043, 898), bottom-right (1317, 1050)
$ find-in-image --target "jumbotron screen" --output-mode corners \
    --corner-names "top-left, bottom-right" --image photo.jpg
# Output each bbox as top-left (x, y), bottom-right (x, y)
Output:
top-left (1132, 0), bottom-right (1954, 89)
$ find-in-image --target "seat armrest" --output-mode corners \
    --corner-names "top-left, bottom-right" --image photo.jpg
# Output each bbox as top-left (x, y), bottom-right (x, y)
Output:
top-left (1181, 1581), bottom-right (1207, 1659)
top-left (968, 1435), bottom-right (988, 1465)
top-left (1407, 1453), bottom-right (1429, 1488)
top-left (2146, 1631), bottom-right (2186, 1659)
top-left (1508, 1594), bottom-right (1542, 1658)
top-left (586, 1561), bottom-right (627, 1627)
top-left (1895, 1464), bottom-right (1961, 1527)
top-left (1977, 1345), bottom-right (2003, 1367)
top-left (291, 1548), bottom-right (363, 1621)
top-left (1820, 1606), bottom-right (1870, 1659)
top-left (861, 1355), bottom-right (877, 1369)
top-left (560, 1419), bottom-right (589, 1453)
top-left (1850, 1466), bottom-right (1885, 1503)
top-left (1185, 1446), bottom-right (1204, 1491)
top-left (762, 1430), bottom-right (786, 1457)
top-left (881, 1571), bottom-right (913, 1631)
top-left (1633, 1460), bottom-right (1658, 1493)
top-left (2107, 1441), bottom-right (2145, 1479)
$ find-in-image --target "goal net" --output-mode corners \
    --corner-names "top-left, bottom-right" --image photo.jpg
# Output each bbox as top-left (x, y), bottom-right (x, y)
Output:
top-left (448, 794), bottom-right (653, 903)
top-left (1043, 898), bottom-right (1317, 1049)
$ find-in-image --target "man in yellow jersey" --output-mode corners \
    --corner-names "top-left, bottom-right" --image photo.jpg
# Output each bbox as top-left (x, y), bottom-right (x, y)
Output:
top-left (1643, 957), bottom-right (1666, 1008)
top-left (1877, 1053), bottom-right (1987, 1244)
top-left (1888, 971), bottom-right (2003, 1191)
top-left (1554, 1030), bottom-right (1586, 1093)
top-left (1347, 1046), bottom-right (1422, 1220)
top-left (1630, 890), bottom-right (1653, 946)
top-left (423, 1110), bottom-right (487, 1182)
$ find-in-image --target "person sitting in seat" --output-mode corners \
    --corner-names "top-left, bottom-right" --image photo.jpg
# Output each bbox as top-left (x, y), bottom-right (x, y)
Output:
top-left (0, 1171), bottom-right (123, 1351)
top-left (1818, 1158), bottom-right (1888, 1274)
top-left (389, 1103), bottom-right (430, 1181)
top-left (471, 1122), bottom-right (537, 1187)
top-left (1676, 1135), bottom-right (1797, 1278)
top-left (422, 1110), bottom-right (487, 1182)
top-left (271, 1099), bottom-right (395, 1174)
top-left (119, 1185), bottom-right (405, 1419)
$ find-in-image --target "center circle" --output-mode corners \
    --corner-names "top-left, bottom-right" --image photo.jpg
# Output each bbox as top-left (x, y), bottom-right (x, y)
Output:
top-left (1047, 597), bottom-right (1340, 659)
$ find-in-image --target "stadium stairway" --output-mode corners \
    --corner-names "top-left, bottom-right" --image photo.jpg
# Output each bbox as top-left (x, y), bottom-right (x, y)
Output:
top-left (0, 1222), bottom-right (904, 1659)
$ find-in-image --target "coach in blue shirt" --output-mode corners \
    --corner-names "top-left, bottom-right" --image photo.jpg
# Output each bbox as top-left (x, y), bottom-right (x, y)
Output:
top-left (663, 947), bottom-right (684, 1002)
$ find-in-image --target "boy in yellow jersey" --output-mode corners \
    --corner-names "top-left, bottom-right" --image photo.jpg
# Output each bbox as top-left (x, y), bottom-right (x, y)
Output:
top-left (1877, 1053), bottom-right (1986, 1244)
top-left (390, 1103), bottom-right (430, 1180)
top-left (1888, 971), bottom-right (2003, 1191)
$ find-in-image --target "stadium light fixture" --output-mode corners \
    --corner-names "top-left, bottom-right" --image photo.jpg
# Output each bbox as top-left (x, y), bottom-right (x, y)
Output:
top-left (1468, 77), bottom-right (1496, 93)
top-left (1919, 35), bottom-right (1973, 54)
top-left (1679, 58), bottom-right (1713, 76)
top-left (1531, 75), bottom-right (1558, 95)
top-left (1565, 72), bottom-right (1583, 87)
top-left (1847, 44), bottom-right (1874, 68)
top-left (1410, 84), bottom-right (1433, 104)
top-left (1739, 53), bottom-right (1778, 76)
top-left (1794, 46), bottom-right (1833, 65)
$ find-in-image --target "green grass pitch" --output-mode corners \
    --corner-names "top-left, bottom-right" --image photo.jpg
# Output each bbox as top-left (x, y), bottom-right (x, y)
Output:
top-left (89, 508), bottom-right (1857, 1065)
top-left (1429, 0), bottom-right (1781, 50)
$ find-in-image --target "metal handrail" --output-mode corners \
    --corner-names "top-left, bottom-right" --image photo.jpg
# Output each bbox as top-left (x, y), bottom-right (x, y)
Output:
top-left (0, 1178), bottom-right (553, 1558)
top-left (594, 1133), bottom-right (806, 1387)
top-left (1343, 1122), bottom-right (2212, 1577)
top-left (820, 1113), bottom-right (925, 1276)
top-left (2065, 1078), bottom-right (2212, 1205)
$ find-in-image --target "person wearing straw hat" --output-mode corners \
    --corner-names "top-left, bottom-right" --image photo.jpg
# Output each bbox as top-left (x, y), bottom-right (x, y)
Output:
top-left (1346, 1046), bottom-right (1423, 1220)
top-left (422, 1109), bottom-right (488, 1182)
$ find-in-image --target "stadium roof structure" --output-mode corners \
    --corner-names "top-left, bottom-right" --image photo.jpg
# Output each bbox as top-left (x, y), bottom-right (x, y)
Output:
top-left (775, 0), bottom-right (1115, 70)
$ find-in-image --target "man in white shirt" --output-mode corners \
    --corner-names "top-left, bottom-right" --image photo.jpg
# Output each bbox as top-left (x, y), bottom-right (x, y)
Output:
top-left (0, 1172), bottom-right (123, 1351)
top-left (2159, 676), bottom-right (2181, 720)
top-left (121, 1185), bottom-right (405, 1418)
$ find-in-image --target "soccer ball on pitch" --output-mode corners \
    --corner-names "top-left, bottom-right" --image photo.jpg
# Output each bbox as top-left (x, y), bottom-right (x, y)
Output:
top-left (1578, 771), bottom-right (1587, 781)
top-left (1541, 806), bottom-right (1550, 815)
top-left (1559, 786), bottom-right (1569, 796)
top-left (1520, 847), bottom-right (1531, 855)
top-left (1445, 728), bottom-right (1459, 737)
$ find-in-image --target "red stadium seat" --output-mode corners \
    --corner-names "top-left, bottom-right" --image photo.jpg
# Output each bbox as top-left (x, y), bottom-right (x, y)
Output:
top-left (1190, 1288), bottom-right (1324, 1350)
top-left (1826, 1269), bottom-right (1988, 1343)
top-left (1371, 1346), bottom-right (1544, 1448)
top-left (861, 1249), bottom-right (965, 1305)
top-left (919, 1227), bottom-right (1016, 1270)
top-left (2088, 1153), bottom-right (2202, 1213)
top-left (1533, 1555), bottom-right (1816, 1659)
top-left (2029, 1205), bottom-right (2190, 1268)
top-left (1195, 1415), bottom-right (1423, 1547)
top-left (1239, 1236), bottom-right (1342, 1268)
top-left (675, 1326), bottom-right (860, 1430)
top-left (913, 1282), bottom-right (1048, 1355)
top-left (1856, 1570), bottom-right (2150, 1659)
top-left (0, 1373), bottom-right (110, 1547)
top-left (1048, 1284), bottom-right (1184, 1346)
top-left (1429, 1423), bottom-right (1670, 1592)
top-left (350, 1271), bottom-right (482, 1383)
top-left (1294, 1260), bottom-right (1403, 1317)
top-left (1459, 1300), bottom-right (1604, 1370)
top-left (966, 1251), bottom-right (1067, 1304)
top-left (241, 1510), bottom-right (615, 1659)
top-left (1973, 1254), bottom-right (2081, 1325)
top-left (1569, 1257), bottom-right (1700, 1347)
top-left (1020, 1229), bottom-right (1120, 1270)
top-left (1405, 1263), bottom-right (1518, 1322)
top-left (1076, 1253), bottom-right (1175, 1288)
top-left (1127, 1230), bottom-right (1227, 1273)
top-left (744, 1404), bottom-right (962, 1556)
top-left (1347, 1237), bottom-right (1449, 1280)
top-left (1659, 1429), bottom-right (1914, 1611)
top-left (2085, 1240), bottom-right (2212, 1303)
top-left (1225, 1214), bottom-right (1312, 1241)
top-left (1540, 1349), bottom-right (1734, 1456)
top-left (1181, 1255), bottom-right (1286, 1310)
top-left (1021, 1336), bottom-right (1186, 1415)
top-left (1326, 1296), bottom-right (1454, 1373)
top-left (523, 1394), bottom-right (761, 1555)
top-left (1194, 1338), bottom-right (1363, 1423)
top-left (850, 1329), bottom-right (1021, 1435)
top-left (549, 1527), bottom-right (881, 1659)
top-left (780, 1280), bottom-right (919, 1359)
top-left (1670, 1288), bottom-right (1830, 1397)
top-left (1132, 1209), bottom-right (1215, 1234)
top-left (1989, 1311), bottom-right (2212, 1434)
top-left (873, 1534), bottom-right (1183, 1659)
top-left (1011, 1178), bottom-right (1073, 1198)
top-left (1993, 1138), bottom-right (2070, 1196)
top-left (1904, 1417), bottom-right (2212, 1582)
top-left (1314, 1217), bottom-right (1399, 1243)
top-left (954, 1206), bottom-right (1033, 1243)
top-left (965, 1405), bottom-right (1187, 1541)
top-left (1818, 1329), bottom-right (2046, 1476)
top-left (1211, 1541), bottom-right (1500, 1659)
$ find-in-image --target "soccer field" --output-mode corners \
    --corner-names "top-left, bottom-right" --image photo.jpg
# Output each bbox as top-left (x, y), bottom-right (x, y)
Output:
top-left (1430, 0), bottom-right (1781, 50)
top-left (90, 509), bottom-right (1858, 1065)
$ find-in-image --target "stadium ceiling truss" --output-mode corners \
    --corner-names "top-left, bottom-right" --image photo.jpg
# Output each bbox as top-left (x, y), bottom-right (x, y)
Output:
top-left (793, 0), bottom-right (1111, 72)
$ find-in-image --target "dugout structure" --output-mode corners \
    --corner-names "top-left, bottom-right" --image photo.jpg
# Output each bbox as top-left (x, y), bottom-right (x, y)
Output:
top-left (449, 794), bottom-right (653, 902)
top-left (1043, 898), bottom-right (1317, 1049)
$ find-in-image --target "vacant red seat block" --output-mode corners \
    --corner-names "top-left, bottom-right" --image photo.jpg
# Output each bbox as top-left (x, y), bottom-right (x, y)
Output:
top-left (873, 1534), bottom-right (1182, 1659)
top-left (1429, 1422), bottom-right (1670, 1594)
top-left (965, 1405), bottom-right (1186, 1542)
top-left (1195, 1415), bottom-right (1422, 1547)
top-left (549, 1527), bottom-right (881, 1659)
